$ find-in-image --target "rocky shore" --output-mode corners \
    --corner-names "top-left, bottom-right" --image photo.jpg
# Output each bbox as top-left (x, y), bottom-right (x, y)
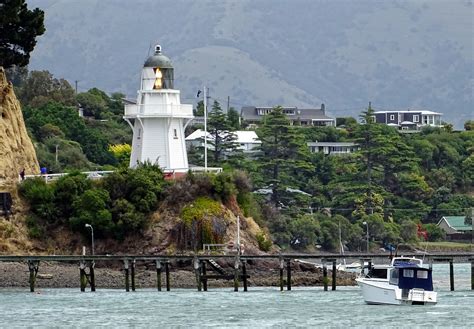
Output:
top-left (0, 260), bottom-right (356, 289)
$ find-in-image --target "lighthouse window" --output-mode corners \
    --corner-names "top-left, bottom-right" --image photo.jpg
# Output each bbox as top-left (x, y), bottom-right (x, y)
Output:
top-left (173, 129), bottom-right (178, 139)
top-left (153, 67), bottom-right (163, 89)
top-left (137, 128), bottom-right (141, 140)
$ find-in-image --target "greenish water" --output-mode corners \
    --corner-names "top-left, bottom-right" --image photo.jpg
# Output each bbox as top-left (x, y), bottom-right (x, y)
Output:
top-left (0, 264), bottom-right (473, 328)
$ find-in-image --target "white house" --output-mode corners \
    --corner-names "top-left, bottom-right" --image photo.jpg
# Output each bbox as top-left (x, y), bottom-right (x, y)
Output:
top-left (185, 129), bottom-right (261, 154)
top-left (307, 141), bottom-right (358, 155)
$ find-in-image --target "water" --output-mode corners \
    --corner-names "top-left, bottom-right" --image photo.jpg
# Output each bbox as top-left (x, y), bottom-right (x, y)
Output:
top-left (0, 264), bottom-right (473, 328)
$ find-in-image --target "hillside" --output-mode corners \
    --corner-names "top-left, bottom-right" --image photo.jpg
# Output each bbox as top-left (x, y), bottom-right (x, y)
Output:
top-left (28, 0), bottom-right (473, 128)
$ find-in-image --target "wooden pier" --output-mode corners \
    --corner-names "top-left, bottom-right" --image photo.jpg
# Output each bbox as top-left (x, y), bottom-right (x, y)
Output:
top-left (0, 253), bottom-right (473, 293)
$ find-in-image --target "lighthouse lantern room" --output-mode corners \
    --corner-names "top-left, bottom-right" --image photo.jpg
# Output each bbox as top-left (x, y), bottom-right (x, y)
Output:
top-left (123, 45), bottom-right (193, 171)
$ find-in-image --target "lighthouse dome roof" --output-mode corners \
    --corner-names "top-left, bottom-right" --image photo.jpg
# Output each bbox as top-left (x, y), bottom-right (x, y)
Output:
top-left (144, 45), bottom-right (173, 68)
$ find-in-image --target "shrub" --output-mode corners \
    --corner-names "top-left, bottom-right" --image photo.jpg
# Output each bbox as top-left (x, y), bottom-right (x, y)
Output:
top-left (25, 215), bottom-right (45, 239)
top-left (256, 231), bottom-right (272, 251)
top-left (19, 177), bottom-right (57, 221)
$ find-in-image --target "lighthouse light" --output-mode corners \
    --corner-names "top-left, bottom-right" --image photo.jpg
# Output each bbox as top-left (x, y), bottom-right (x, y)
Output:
top-left (153, 67), bottom-right (163, 89)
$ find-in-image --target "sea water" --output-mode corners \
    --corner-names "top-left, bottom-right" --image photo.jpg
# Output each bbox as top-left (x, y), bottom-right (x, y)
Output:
top-left (0, 264), bottom-right (473, 328)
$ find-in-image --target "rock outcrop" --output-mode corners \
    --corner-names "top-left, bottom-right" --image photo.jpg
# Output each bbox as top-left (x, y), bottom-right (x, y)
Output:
top-left (0, 67), bottom-right (39, 192)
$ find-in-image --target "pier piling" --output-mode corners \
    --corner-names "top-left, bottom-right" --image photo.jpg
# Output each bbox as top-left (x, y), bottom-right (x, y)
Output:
top-left (89, 261), bottom-right (96, 292)
top-left (165, 262), bottom-right (170, 291)
top-left (156, 260), bottom-right (162, 291)
top-left (323, 264), bottom-right (328, 291)
top-left (449, 259), bottom-right (454, 291)
top-left (124, 259), bottom-right (130, 292)
top-left (131, 259), bottom-right (136, 292)
top-left (233, 257), bottom-right (240, 292)
top-left (194, 257), bottom-right (201, 292)
top-left (279, 258), bottom-right (284, 292)
top-left (202, 260), bottom-right (208, 291)
top-left (332, 260), bottom-right (336, 291)
top-left (242, 261), bottom-right (248, 292)
top-left (286, 259), bottom-right (291, 291)
top-left (27, 260), bottom-right (39, 293)
top-left (79, 261), bottom-right (87, 292)
top-left (471, 259), bottom-right (474, 290)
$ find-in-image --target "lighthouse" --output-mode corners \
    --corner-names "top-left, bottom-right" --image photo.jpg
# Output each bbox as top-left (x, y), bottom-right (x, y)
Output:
top-left (123, 45), bottom-right (193, 171)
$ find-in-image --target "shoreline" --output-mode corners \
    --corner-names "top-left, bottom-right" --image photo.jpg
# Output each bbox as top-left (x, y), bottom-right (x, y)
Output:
top-left (0, 261), bottom-right (357, 289)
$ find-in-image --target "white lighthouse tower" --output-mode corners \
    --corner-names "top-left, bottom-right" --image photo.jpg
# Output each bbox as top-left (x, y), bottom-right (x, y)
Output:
top-left (123, 45), bottom-right (193, 172)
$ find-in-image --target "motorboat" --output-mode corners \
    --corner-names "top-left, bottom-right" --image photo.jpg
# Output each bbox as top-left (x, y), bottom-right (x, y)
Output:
top-left (356, 256), bottom-right (437, 305)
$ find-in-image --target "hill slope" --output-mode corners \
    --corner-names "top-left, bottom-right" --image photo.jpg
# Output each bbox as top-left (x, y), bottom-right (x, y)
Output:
top-left (28, 0), bottom-right (472, 127)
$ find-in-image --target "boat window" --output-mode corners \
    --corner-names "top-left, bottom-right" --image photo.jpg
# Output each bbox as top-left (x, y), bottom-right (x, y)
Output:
top-left (417, 270), bottom-right (428, 279)
top-left (403, 269), bottom-right (414, 278)
top-left (389, 269), bottom-right (399, 285)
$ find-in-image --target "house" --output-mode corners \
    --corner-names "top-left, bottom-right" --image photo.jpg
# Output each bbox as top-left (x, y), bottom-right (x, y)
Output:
top-left (437, 216), bottom-right (472, 240)
top-left (373, 110), bottom-right (443, 131)
top-left (185, 129), bottom-right (261, 154)
top-left (307, 141), bottom-right (358, 155)
top-left (241, 104), bottom-right (335, 127)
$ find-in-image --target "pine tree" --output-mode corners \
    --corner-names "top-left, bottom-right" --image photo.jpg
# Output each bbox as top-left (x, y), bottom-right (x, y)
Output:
top-left (256, 106), bottom-right (313, 206)
top-left (207, 100), bottom-right (241, 166)
top-left (0, 0), bottom-right (45, 68)
top-left (227, 107), bottom-right (241, 130)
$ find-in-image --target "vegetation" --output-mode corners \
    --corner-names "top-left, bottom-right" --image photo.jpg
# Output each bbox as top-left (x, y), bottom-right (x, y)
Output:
top-left (0, 0), bottom-right (45, 68)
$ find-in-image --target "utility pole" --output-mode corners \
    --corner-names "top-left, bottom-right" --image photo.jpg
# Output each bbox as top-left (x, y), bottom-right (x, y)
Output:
top-left (227, 96), bottom-right (230, 114)
top-left (75, 80), bottom-right (79, 94)
top-left (55, 144), bottom-right (59, 164)
top-left (203, 86), bottom-right (208, 171)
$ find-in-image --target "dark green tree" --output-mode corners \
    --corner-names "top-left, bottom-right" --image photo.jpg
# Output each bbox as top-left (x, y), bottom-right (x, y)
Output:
top-left (0, 0), bottom-right (45, 68)
top-left (256, 106), bottom-right (313, 206)
top-left (207, 100), bottom-right (241, 165)
top-left (227, 107), bottom-right (241, 130)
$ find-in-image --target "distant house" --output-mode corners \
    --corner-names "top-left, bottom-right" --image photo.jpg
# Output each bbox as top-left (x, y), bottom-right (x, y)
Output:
top-left (185, 129), bottom-right (261, 154)
top-left (241, 104), bottom-right (335, 128)
top-left (307, 141), bottom-right (358, 155)
top-left (373, 110), bottom-right (443, 131)
top-left (437, 216), bottom-right (472, 240)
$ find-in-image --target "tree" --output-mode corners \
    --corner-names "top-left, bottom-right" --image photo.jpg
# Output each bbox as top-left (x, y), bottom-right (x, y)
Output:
top-left (207, 100), bottom-right (241, 165)
top-left (227, 107), bottom-right (241, 130)
top-left (0, 0), bottom-right (45, 68)
top-left (76, 90), bottom-right (107, 119)
top-left (256, 106), bottom-right (313, 206)
top-left (18, 70), bottom-right (76, 107)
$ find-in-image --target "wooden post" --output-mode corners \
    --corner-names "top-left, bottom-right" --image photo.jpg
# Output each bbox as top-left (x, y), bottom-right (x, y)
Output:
top-left (332, 260), bottom-right (336, 291)
top-left (80, 261), bottom-right (87, 292)
top-left (131, 259), bottom-right (136, 292)
top-left (156, 260), bottom-right (162, 291)
top-left (233, 257), bottom-right (240, 292)
top-left (89, 261), bottom-right (96, 292)
top-left (242, 261), bottom-right (248, 292)
top-left (165, 262), bottom-right (170, 291)
top-left (449, 260), bottom-right (454, 291)
top-left (202, 260), bottom-right (208, 292)
top-left (471, 259), bottom-right (474, 291)
top-left (28, 260), bottom-right (38, 293)
top-left (279, 258), bottom-right (284, 292)
top-left (286, 259), bottom-right (291, 291)
top-left (323, 264), bottom-right (328, 291)
top-left (124, 259), bottom-right (130, 292)
top-left (194, 257), bottom-right (202, 292)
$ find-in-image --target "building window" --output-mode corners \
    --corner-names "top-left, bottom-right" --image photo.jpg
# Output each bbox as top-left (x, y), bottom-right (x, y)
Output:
top-left (173, 129), bottom-right (178, 139)
top-left (137, 128), bottom-right (141, 140)
top-left (390, 114), bottom-right (395, 120)
top-left (413, 115), bottom-right (419, 123)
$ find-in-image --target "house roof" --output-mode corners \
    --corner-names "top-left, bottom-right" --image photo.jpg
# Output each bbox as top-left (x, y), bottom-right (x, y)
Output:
top-left (185, 129), bottom-right (260, 144)
top-left (374, 110), bottom-right (442, 116)
top-left (437, 216), bottom-right (472, 232)
top-left (241, 106), bottom-right (334, 121)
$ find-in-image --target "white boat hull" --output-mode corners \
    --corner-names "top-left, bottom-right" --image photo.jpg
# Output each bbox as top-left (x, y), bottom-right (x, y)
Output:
top-left (356, 278), bottom-right (437, 305)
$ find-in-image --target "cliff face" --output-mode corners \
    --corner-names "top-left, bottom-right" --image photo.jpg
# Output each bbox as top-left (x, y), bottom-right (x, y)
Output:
top-left (0, 67), bottom-right (39, 192)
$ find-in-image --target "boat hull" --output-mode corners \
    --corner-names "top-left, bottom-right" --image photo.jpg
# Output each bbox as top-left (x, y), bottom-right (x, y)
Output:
top-left (356, 278), bottom-right (437, 305)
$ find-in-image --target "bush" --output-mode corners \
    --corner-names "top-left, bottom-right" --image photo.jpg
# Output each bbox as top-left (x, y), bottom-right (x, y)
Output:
top-left (25, 215), bottom-right (45, 239)
top-left (423, 223), bottom-right (446, 242)
top-left (19, 177), bottom-right (57, 221)
top-left (256, 231), bottom-right (272, 251)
